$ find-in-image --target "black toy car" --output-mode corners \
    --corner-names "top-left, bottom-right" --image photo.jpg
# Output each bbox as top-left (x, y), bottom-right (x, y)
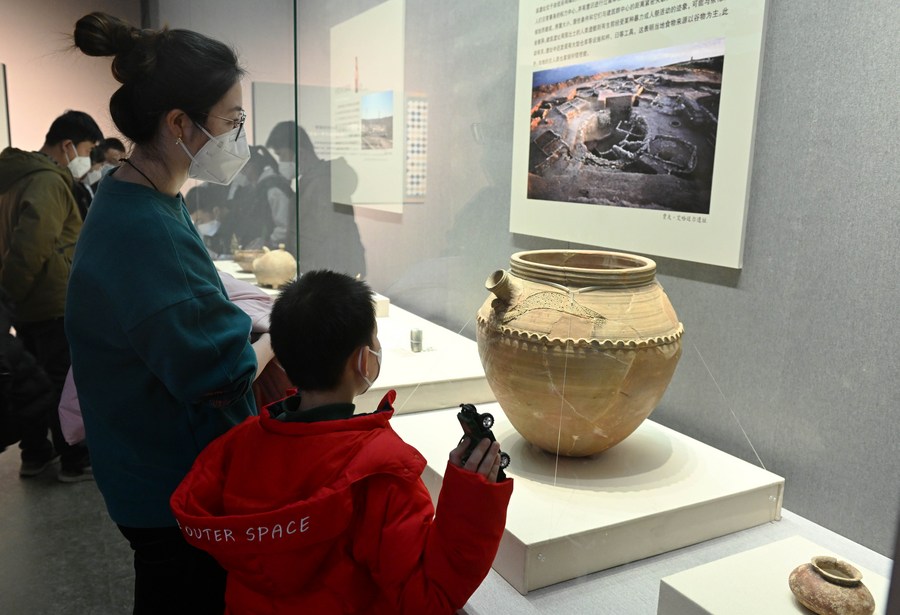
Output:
top-left (457, 403), bottom-right (510, 480)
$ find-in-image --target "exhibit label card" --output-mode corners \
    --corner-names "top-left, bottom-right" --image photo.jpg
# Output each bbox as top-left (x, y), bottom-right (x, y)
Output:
top-left (330, 0), bottom-right (405, 213)
top-left (510, 0), bottom-right (769, 268)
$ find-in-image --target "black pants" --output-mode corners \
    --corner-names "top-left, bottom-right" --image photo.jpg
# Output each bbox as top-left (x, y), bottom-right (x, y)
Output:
top-left (118, 525), bottom-right (227, 615)
top-left (14, 318), bottom-right (88, 470)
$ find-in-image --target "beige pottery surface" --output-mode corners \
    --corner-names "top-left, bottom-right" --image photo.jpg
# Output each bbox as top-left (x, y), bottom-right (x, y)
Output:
top-left (252, 245), bottom-right (297, 288)
top-left (476, 250), bottom-right (683, 457)
top-left (788, 557), bottom-right (876, 615)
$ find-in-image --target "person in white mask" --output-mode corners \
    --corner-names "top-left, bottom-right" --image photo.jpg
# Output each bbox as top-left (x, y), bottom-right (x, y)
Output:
top-left (76, 137), bottom-right (128, 220)
top-left (185, 181), bottom-right (232, 258)
top-left (67, 12), bottom-right (274, 614)
top-left (0, 109), bottom-right (101, 487)
top-left (84, 137), bottom-right (127, 190)
top-left (64, 140), bottom-right (94, 179)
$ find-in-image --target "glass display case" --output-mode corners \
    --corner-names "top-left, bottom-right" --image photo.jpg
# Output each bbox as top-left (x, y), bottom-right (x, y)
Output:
top-left (161, 0), bottom-right (784, 586)
top-left (149, 1), bottom-right (894, 612)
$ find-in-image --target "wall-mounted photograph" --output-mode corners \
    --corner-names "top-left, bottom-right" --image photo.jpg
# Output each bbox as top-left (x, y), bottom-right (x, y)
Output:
top-left (528, 39), bottom-right (723, 215)
top-left (510, 0), bottom-right (769, 268)
top-left (360, 90), bottom-right (394, 150)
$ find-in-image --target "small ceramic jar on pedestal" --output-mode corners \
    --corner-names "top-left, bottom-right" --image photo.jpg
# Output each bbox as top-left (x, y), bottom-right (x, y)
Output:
top-left (788, 555), bottom-right (876, 615)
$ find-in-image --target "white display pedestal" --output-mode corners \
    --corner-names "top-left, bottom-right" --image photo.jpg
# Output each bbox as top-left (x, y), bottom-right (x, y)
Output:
top-left (657, 535), bottom-right (891, 615)
top-left (392, 405), bottom-right (785, 595)
top-left (356, 304), bottom-right (494, 414)
top-left (214, 259), bottom-right (493, 414)
top-left (213, 259), bottom-right (390, 313)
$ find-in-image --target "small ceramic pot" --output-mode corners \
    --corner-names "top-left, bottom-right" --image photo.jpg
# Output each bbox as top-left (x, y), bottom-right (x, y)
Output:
top-left (788, 556), bottom-right (875, 615)
top-left (233, 248), bottom-right (265, 273)
top-left (253, 245), bottom-right (297, 288)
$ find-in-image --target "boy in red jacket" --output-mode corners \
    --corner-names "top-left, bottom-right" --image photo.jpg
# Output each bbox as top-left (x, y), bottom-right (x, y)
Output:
top-left (171, 270), bottom-right (513, 614)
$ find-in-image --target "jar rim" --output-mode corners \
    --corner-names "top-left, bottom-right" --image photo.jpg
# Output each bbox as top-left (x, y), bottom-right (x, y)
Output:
top-left (512, 249), bottom-right (655, 272)
top-left (810, 556), bottom-right (863, 586)
top-left (510, 250), bottom-right (657, 288)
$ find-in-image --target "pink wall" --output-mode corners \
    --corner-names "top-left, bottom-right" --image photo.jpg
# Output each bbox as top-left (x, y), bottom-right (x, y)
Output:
top-left (0, 0), bottom-right (141, 150)
top-left (0, 0), bottom-right (295, 150)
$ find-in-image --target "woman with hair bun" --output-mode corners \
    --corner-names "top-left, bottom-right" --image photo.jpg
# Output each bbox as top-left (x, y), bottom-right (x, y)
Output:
top-left (66, 12), bottom-right (274, 613)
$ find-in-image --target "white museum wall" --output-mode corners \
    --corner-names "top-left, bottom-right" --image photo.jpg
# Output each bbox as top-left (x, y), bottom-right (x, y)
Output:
top-left (0, 0), bottom-right (141, 150)
top-left (287, 0), bottom-right (898, 558)
top-left (0, 0), bottom-right (293, 152)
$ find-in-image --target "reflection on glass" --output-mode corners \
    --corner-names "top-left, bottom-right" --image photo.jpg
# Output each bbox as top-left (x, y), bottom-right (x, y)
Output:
top-left (268, 121), bottom-right (366, 278)
top-left (329, 0), bottom-right (405, 212)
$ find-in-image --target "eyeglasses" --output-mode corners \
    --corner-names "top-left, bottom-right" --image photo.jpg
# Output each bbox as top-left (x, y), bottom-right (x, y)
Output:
top-left (199, 110), bottom-right (247, 141)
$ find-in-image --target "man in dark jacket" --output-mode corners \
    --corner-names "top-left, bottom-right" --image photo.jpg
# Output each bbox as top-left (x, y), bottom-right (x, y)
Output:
top-left (0, 110), bottom-right (101, 481)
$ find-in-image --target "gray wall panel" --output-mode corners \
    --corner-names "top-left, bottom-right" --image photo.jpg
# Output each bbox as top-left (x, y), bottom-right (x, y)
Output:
top-left (654, 0), bottom-right (899, 554)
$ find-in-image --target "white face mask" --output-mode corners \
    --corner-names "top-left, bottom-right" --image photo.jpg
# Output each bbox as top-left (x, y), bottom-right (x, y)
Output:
top-left (196, 219), bottom-right (221, 237)
top-left (86, 162), bottom-right (116, 187)
top-left (178, 124), bottom-right (251, 185)
top-left (278, 161), bottom-right (295, 180)
top-left (65, 143), bottom-right (92, 179)
top-left (357, 346), bottom-right (382, 394)
top-left (84, 169), bottom-right (103, 186)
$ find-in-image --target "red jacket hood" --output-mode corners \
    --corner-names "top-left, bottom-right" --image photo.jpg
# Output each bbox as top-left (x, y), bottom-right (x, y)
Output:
top-left (171, 391), bottom-right (426, 597)
top-left (171, 390), bottom-right (514, 614)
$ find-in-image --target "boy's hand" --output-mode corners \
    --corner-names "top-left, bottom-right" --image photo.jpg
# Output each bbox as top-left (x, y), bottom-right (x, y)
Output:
top-left (450, 437), bottom-right (502, 483)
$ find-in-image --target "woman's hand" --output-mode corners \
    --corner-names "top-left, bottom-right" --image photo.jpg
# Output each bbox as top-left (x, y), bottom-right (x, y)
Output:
top-left (251, 332), bottom-right (274, 380)
top-left (449, 437), bottom-right (502, 483)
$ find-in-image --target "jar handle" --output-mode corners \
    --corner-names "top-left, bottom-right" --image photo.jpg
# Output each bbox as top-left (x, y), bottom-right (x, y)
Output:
top-left (485, 269), bottom-right (522, 305)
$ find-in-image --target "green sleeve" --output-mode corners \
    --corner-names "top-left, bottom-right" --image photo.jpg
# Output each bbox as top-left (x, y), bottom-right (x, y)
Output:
top-left (1, 175), bottom-right (73, 304)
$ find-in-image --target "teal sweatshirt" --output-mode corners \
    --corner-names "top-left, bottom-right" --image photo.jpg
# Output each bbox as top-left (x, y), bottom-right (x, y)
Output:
top-left (66, 172), bottom-right (258, 527)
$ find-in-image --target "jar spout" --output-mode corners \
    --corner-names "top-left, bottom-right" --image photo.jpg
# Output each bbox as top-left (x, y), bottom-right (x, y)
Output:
top-left (485, 270), bottom-right (521, 304)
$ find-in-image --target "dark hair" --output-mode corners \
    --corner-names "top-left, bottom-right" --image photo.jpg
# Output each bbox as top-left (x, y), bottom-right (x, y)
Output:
top-left (266, 122), bottom-right (316, 155)
top-left (73, 12), bottom-right (244, 145)
top-left (89, 147), bottom-right (105, 165)
top-left (270, 270), bottom-right (376, 391)
top-left (100, 137), bottom-right (126, 153)
top-left (265, 121), bottom-right (296, 151)
top-left (266, 122), bottom-right (317, 172)
top-left (44, 110), bottom-right (103, 146)
top-left (296, 126), bottom-right (316, 156)
top-left (91, 137), bottom-right (127, 164)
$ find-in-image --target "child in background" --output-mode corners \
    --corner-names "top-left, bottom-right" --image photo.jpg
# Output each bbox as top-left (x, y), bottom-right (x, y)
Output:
top-left (171, 270), bottom-right (513, 614)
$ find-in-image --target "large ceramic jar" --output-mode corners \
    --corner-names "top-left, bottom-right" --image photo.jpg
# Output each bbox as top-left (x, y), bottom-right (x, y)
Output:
top-left (476, 250), bottom-right (683, 457)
